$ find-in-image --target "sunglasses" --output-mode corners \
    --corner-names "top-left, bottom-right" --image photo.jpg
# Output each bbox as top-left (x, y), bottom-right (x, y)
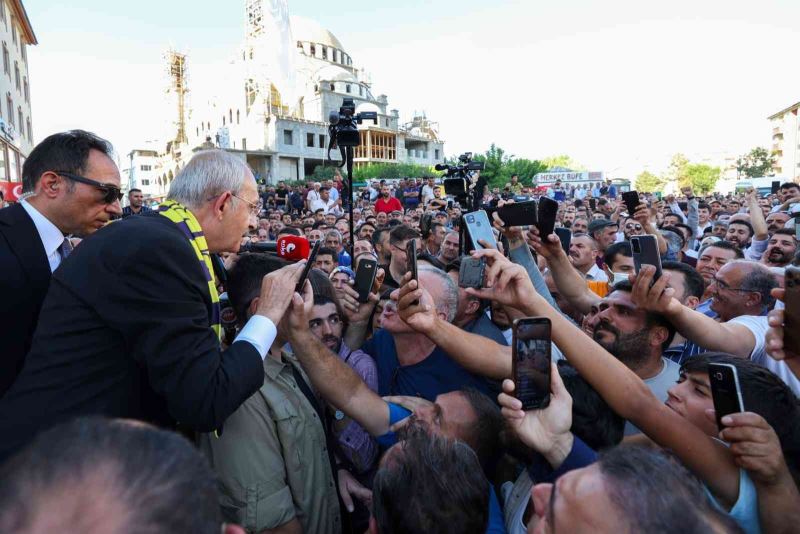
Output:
top-left (57, 171), bottom-right (123, 204)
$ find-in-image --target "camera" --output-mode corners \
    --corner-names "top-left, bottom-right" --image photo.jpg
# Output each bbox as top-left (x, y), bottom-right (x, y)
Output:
top-left (435, 152), bottom-right (485, 207)
top-left (328, 98), bottom-right (378, 148)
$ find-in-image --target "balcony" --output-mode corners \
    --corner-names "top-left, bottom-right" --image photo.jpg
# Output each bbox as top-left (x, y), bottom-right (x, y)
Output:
top-left (773, 126), bottom-right (783, 136)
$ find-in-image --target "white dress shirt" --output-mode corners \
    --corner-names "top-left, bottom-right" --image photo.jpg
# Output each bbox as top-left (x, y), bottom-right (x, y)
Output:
top-left (20, 199), bottom-right (65, 273)
top-left (235, 314), bottom-right (278, 360)
top-left (586, 263), bottom-right (609, 282)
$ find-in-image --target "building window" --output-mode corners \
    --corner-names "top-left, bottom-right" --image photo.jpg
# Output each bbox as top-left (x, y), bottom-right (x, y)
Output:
top-left (0, 2), bottom-right (5, 23)
top-left (11, 18), bottom-right (16, 48)
top-left (319, 134), bottom-right (325, 148)
top-left (141, 179), bottom-right (150, 186)
top-left (359, 85), bottom-right (363, 96)
top-left (229, 109), bottom-right (233, 124)
top-left (306, 132), bottom-right (314, 147)
top-left (196, 127), bottom-right (199, 137)
top-left (26, 117), bottom-right (31, 142)
top-left (2, 43), bottom-right (8, 75)
top-left (22, 77), bottom-right (27, 102)
top-left (242, 138), bottom-right (247, 150)
top-left (310, 43), bottom-right (316, 56)
top-left (20, 43), bottom-right (25, 64)
top-left (329, 83), bottom-right (335, 91)
top-left (435, 149), bottom-right (440, 159)
top-left (16, 109), bottom-right (22, 137)
top-left (141, 165), bottom-right (152, 171)
top-left (14, 61), bottom-right (19, 90)
top-left (0, 143), bottom-right (6, 181)
top-left (283, 129), bottom-right (293, 145)
top-left (222, 115), bottom-right (226, 126)
top-left (322, 46), bottom-right (327, 59)
top-left (345, 84), bottom-right (351, 93)
top-left (6, 95), bottom-right (12, 126)
top-left (333, 49), bottom-right (338, 62)
top-left (236, 109), bottom-right (240, 124)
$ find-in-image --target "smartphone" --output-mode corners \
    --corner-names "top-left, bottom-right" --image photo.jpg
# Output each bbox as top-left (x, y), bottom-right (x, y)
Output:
top-left (496, 201), bottom-right (538, 227)
top-left (463, 210), bottom-right (498, 250)
top-left (631, 235), bottom-right (662, 283)
top-left (708, 363), bottom-right (745, 429)
top-left (295, 240), bottom-right (321, 293)
top-left (554, 227), bottom-right (572, 254)
top-left (458, 257), bottom-right (486, 289)
top-left (536, 197), bottom-right (559, 238)
top-left (622, 190), bottom-right (640, 216)
top-left (784, 266), bottom-right (800, 355)
top-left (771, 181), bottom-right (781, 195)
top-left (512, 317), bottom-right (552, 410)
top-left (406, 238), bottom-right (418, 279)
top-left (354, 258), bottom-right (378, 303)
top-left (588, 198), bottom-right (597, 211)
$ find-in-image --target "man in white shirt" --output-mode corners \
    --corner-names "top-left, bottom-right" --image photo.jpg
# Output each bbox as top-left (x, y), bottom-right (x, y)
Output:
top-left (0, 130), bottom-right (123, 396)
top-left (569, 233), bottom-right (608, 282)
top-left (421, 177), bottom-right (436, 205)
top-left (310, 187), bottom-right (338, 215)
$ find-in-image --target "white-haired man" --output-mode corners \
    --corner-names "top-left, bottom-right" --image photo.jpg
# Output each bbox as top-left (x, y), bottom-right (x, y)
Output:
top-left (0, 150), bottom-right (303, 462)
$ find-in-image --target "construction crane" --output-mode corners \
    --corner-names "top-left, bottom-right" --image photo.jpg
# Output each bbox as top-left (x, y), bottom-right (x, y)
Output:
top-left (165, 49), bottom-right (188, 147)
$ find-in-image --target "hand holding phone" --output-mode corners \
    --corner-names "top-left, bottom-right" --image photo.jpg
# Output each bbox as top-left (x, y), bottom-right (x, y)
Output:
top-left (536, 198), bottom-right (558, 238)
top-left (622, 191), bottom-right (641, 216)
top-left (406, 239), bottom-right (419, 305)
top-left (709, 363), bottom-right (744, 430)
top-left (512, 318), bottom-right (552, 410)
top-left (631, 235), bottom-right (662, 283)
top-left (295, 240), bottom-right (321, 293)
top-left (554, 227), bottom-right (571, 254)
top-left (354, 258), bottom-right (378, 303)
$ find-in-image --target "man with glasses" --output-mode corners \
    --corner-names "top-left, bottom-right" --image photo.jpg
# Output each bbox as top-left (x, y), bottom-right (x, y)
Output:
top-left (0, 149), bottom-right (300, 461)
top-left (0, 130), bottom-right (122, 397)
top-left (382, 224), bottom-right (420, 289)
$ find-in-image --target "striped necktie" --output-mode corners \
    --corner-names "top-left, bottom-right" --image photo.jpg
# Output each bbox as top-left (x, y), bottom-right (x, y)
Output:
top-left (58, 238), bottom-right (73, 261)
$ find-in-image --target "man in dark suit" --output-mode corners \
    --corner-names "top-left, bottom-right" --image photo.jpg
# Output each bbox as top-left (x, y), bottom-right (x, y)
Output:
top-left (0, 130), bottom-right (123, 397)
top-left (0, 149), bottom-right (303, 461)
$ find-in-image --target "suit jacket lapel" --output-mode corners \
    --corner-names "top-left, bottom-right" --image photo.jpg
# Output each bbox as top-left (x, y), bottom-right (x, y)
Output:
top-left (0, 203), bottom-right (52, 298)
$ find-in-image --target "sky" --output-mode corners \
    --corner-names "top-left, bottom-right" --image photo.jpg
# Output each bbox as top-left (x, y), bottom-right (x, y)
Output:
top-left (26, 0), bottom-right (800, 177)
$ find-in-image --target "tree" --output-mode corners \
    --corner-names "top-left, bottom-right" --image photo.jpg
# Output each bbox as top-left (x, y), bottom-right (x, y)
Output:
top-left (470, 144), bottom-right (548, 188)
top-left (351, 162), bottom-right (435, 181)
top-left (683, 164), bottom-right (721, 194)
top-left (635, 171), bottom-right (664, 192)
top-left (665, 153), bottom-right (689, 184)
top-left (310, 165), bottom-right (337, 181)
top-left (736, 147), bottom-right (776, 178)
top-left (541, 154), bottom-right (584, 171)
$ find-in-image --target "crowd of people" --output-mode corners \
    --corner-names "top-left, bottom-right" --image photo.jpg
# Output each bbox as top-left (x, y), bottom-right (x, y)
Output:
top-left (0, 129), bottom-right (799, 534)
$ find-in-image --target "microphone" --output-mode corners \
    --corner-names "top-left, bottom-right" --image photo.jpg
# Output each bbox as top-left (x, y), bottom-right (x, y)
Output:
top-left (240, 235), bottom-right (311, 261)
top-left (328, 110), bottom-right (340, 125)
top-left (434, 163), bottom-right (448, 171)
top-left (276, 234), bottom-right (310, 261)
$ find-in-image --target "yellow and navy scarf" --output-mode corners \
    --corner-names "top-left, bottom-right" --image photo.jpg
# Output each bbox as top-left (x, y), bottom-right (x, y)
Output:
top-left (158, 200), bottom-right (221, 340)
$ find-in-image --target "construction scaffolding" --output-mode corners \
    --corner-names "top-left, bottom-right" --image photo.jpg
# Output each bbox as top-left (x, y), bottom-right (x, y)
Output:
top-left (165, 49), bottom-right (188, 147)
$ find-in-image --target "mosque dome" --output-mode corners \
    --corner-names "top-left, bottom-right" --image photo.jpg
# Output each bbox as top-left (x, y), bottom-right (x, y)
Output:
top-left (290, 15), bottom-right (345, 53)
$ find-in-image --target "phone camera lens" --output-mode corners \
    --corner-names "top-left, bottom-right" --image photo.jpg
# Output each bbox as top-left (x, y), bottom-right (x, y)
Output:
top-left (714, 372), bottom-right (723, 380)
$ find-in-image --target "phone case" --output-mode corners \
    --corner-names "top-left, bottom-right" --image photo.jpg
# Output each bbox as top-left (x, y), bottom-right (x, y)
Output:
top-left (631, 235), bottom-right (662, 282)
top-left (458, 257), bottom-right (485, 289)
top-left (536, 198), bottom-right (558, 237)
top-left (497, 201), bottom-right (538, 227)
top-left (512, 318), bottom-right (552, 410)
top-left (709, 363), bottom-right (744, 428)
top-left (464, 210), bottom-right (497, 250)
top-left (355, 260), bottom-right (378, 303)
top-left (784, 267), bottom-right (800, 355)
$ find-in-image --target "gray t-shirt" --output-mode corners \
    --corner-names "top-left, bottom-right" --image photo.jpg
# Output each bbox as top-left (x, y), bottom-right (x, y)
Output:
top-left (624, 357), bottom-right (681, 435)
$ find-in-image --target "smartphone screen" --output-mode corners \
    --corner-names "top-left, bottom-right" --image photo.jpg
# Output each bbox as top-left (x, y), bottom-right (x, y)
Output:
top-left (513, 318), bottom-right (552, 410)
top-left (463, 210), bottom-right (498, 250)
top-left (354, 258), bottom-right (378, 303)
top-left (708, 363), bottom-right (744, 429)
top-left (497, 201), bottom-right (538, 227)
top-left (295, 240), bottom-right (321, 293)
top-left (536, 198), bottom-right (558, 238)
top-left (588, 198), bottom-right (597, 211)
top-left (784, 266), bottom-right (800, 355)
top-left (622, 191), bottom-right (640, 215)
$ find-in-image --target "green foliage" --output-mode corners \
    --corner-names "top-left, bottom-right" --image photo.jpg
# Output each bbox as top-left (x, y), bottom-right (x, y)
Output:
top-left (736, 147), bottom-right (776, 178)
top-left (309, 165), bottom-right (337, 181)
top-left (665, 153), bottom-right (690, 184)
top-left (471, 143), bottom-right (548, 188)
top-left (541, 154), bottom-right (585, 171)
top-left (635, 171), bottom-right (664, 192)
top-left (683, 164), bottom-right (721, 194)
top-left (351, 162), bottom-right (436, 181)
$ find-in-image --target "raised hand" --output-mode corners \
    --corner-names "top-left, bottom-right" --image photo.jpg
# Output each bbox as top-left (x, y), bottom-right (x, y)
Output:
top-left (497, 362), bottom-right (574, 468)
top-left (464, 248), bottom-right (539, 312)
top-left (256, 261), bottom-right (307, 325)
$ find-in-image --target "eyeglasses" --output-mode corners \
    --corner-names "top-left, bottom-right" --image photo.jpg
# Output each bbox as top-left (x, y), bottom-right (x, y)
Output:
top-left (207, 192), bottom-right (263, 216)
top-left (625, 224), bottom-right (643, 231)
top-left (56, 171), bottom-right (123, 204)
top-left (711, 276), bottom-right (755, 293)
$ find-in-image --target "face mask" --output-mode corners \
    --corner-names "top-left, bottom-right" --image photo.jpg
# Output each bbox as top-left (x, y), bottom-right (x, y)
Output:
top-left (611, 272), bottom-right (630, 285)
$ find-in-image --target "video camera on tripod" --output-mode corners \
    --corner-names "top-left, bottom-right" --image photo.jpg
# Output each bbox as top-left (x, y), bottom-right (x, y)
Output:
top-left (326, 97), bottom-right (378, 255)
top-left (435, 152), bottom-right (485, 208)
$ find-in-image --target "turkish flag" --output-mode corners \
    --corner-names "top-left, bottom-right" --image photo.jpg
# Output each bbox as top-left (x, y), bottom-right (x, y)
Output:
top-left (0, 181), bottom-right (23, 201)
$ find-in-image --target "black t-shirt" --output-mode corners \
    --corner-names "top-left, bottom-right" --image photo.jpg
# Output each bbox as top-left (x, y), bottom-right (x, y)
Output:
top-left (275, 187), bottom-right (288, 205)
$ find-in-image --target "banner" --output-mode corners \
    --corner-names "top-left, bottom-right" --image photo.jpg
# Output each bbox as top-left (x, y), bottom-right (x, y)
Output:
top-left (534, 171), bottom-right (604, 185)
